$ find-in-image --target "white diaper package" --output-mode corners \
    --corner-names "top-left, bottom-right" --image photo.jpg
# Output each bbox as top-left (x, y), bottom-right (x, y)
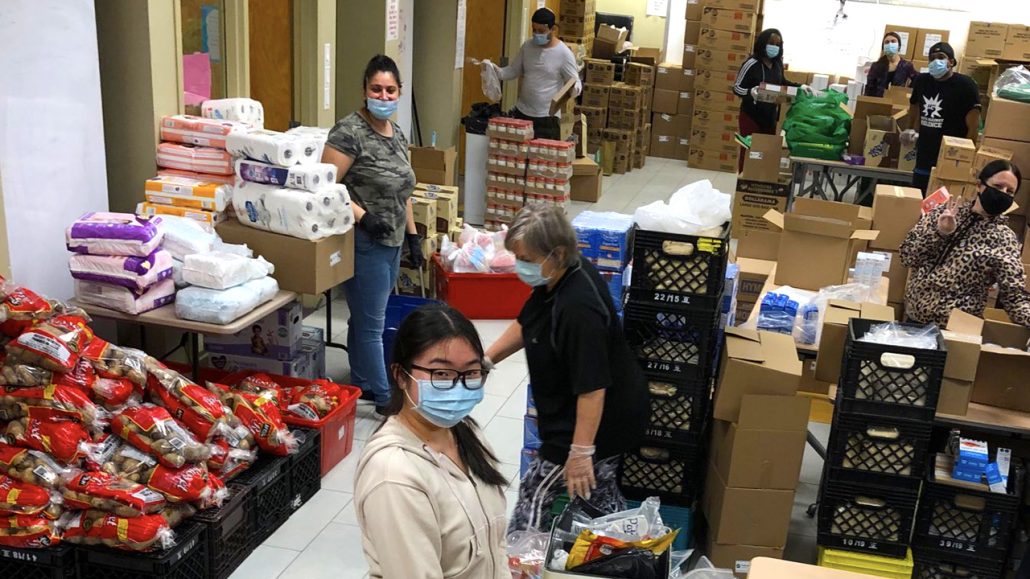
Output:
top-left (211, 240), bottom-right (254, 258)
top-left (175, 276), bottom-right (279, 325)
top-left (232, 180), bottom-right (353, 241)
top-left (69, 250), bottom-right (174, 291)
top-left (226, 128), bottom-right (321, 166)
top-left (171, 258), bottom-right (188, 288)
top-left (236, 158), bottom-right (338, 192)
top-left (158, 215), bottom-right (217, 261)
top-left (201, 98), bottom-right (265, 128)
top-left (74, 279), bottom-right (176, 315)
top-left (182, 251), bottom-right (274, 290)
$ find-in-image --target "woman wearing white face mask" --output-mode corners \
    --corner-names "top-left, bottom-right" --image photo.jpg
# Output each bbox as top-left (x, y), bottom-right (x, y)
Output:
top-left (864, 32), bottom-right (918, 97)
top-left (486, 204), bottom-right (648, 534)
top-left (355, 304), bottom-right (509, 579)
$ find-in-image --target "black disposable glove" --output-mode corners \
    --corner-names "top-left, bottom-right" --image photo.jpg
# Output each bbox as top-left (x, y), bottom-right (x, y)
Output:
top-left (405, 232), bottom-right (424, 268)
top-left (359, 212), bottom-right (393, 240)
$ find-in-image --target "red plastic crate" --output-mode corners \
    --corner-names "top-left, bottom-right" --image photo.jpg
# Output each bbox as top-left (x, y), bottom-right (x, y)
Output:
top-left (432, 255), bottom-right (531, 319)
top-left (220, 372), bottom-right (360, 476)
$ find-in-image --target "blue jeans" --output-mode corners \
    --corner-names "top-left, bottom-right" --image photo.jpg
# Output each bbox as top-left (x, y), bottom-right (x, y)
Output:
top-left (344, 229), bottom-right (401, 405)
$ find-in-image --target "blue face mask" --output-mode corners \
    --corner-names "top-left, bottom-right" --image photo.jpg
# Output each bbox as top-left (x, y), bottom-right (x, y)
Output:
top-left (765, 44), bottom-right (780, 59)
top-left (516, 258), bottom-right (550, 287)
top-left (366, 98), bottom-right (398, 120)
top-left (928, 58), bottom-right (950, 79)
top-left (406, 376), bottom-right (484, 428)
top-left (883, 42), bottom-right (899, 56)
top-left (533, 33), bottom-right (551, 46)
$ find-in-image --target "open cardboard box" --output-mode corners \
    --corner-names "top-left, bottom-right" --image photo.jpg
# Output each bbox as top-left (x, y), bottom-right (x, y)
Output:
top-left (870, 185), bottom-right (923, 251)
top-left (714, 327), bottom-right (802, 422)
top-left (550, 77), bottom-right (579, 116)
top-left (763, 209), bottom-right (879, 291)
top-left (814, 300), bottom-right (896, 383)
top-left (936, 309), bottom-right (985, 416)
top-left (971, 308), bottom-right (1030, 412)
top-left (710, 395), bottom-right (810, 490)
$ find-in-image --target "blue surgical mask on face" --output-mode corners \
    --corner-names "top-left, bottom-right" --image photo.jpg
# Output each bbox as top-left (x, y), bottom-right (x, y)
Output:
top-left (928, 58), bottom-right (950, 79)
top-left (405, 375), bottom-right (484, 428)
top-left (883, 42), bottom-right (899, 56)
top-left (366, 97), bottom-right (398, 120)
top-left (765, 44), bottom-right (780, 59)
top-left (515, 253), bottom-right (555, 287)
top-left (533, 33), bottom-right (550, 46)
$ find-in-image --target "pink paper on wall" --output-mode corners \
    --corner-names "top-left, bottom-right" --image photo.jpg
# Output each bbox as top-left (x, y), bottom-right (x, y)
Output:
top-left (183, 52), bottom-right (211, 106)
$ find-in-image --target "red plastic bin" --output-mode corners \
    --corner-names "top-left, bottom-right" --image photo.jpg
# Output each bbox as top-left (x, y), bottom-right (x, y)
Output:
top-left (220, 372), bottom-right (361, 477)
top-left (432, 254), bottom-right (531, 319)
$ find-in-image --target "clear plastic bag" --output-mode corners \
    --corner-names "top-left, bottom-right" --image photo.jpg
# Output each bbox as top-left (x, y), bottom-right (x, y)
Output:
top-left (471, 59), bottom-right (502, 103)
top-left (507, 530), bottom-right (548, 579)
top-left (993, 65), bottom-right (1030, 97)
top-left (634, 180), bottom-right (730, 235)
top-left (859, 322), bottom-right (940, 350)
top-left (683, 556), bottom-right (735, 578)
top-left (182, 252), bottom-right (274, 290)
top-left (157, 215), bottom-right (217, 261)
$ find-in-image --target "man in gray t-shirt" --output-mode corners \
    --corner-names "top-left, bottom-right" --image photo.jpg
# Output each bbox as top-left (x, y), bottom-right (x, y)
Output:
top-left (496, 8), bottom-right (581, 140)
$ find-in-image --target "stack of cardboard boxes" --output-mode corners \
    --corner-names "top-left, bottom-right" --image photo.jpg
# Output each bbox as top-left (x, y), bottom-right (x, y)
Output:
top-left (204, 302), bottom-right (327, 379)
top-left (579, 57), bottom-right (655, 174)
top-left (883, 25), bottom-right (950, 74)
top-left (704, 330), bottom-right (806, 575)
top-left (981, 97), bottom-right (1030, 240)
top-left (397, 182), bottom-right (462, 297)
top-left (558, 0), bottom-right (595, 55)
top-left (581, 58), bottom-right (616, 156)
top-left (868, 184), bottom-right (924, 319)
top-left (960, 21), bottom-right (1030, 98)
top-left (625, 62), bottom-right (655, 168)
top-left (927, 136), bottom-right (979, 202)
top-left (525, 139), bottom-right (575, 210)
top-left (484, 117), bottom-right (534, 231)
top-left (732, 134), bottom-right (790, 262)
top-left (649, 63), bottom-right (695, 162)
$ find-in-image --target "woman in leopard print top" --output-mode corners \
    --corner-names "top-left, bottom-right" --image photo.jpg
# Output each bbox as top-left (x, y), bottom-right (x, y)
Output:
top-left (900, 160), bottom-right (1030, 328)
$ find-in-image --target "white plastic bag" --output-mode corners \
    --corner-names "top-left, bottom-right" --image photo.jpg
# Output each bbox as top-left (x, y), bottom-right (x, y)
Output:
top-left (472, 59), bottom-right (502, 103)
top-left (158, 215), bottom-right (217, 261)
top-left (182, 252), bottom-right (274, 290)
top-left (634, 180), bottom-right (731, 235)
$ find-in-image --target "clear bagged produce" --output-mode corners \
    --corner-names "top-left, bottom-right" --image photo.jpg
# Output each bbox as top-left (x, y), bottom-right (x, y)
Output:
top-left (6, 417), bottom-right (91, 464)
top-left (0, 474), bottom-right (63, 518)
top-left (111, 404), bottom-right (212, 469)
top-left (0, 357), bottom-right (52, 387)
top-left (206, 439), bottom-right (256, 481)
top-left (287, 380), bottom-right (344, 421)
top-left (62, 510), bottom-right (174, 552)
top-left (0, 286), bottom-right (55, 336)
top-left (0, 515), bottom-right (61, 549)
top-left (209, 382), bottom-right (298, 456)
top-left (0, 444), bottom-right (69, 489)
top-left (90, 377), bottom-right (142, 409)
top-left (5, 315), bottom-right (94, 373)
top-left (159, 502), bottom-right (197, 528)
top-left (0, 384), bottom-right (106, 428)
top-left (146, 363), bottom-right (240, 442)
top-left (82, 339), bottom-right (149, 388)
top-left (63, 471), bottom-right (167, 517)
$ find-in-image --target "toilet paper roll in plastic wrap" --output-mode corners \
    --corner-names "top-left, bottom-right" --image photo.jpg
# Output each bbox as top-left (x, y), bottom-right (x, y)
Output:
top-left (226, 129), bottom-right (321, 166)
top-left (235, 159), bottom-right (338, 192)
top-left (201, 98), bottom-right (264, 128)
top-left (232, 180), bottom-right (354, 241)
top-left (286, 126), bottom-right (330, 162)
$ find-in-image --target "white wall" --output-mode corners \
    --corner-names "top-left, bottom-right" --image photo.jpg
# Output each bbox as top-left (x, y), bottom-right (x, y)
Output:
top-left (0, 0), bottom-right (109, 299)
top-left (395, 0), bottom-right (415, 140)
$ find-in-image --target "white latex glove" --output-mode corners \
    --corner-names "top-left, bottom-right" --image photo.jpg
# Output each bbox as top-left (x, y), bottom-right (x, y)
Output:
top-left (749, 86), bottom-right (760, 101)
top-left (800, 84), bottom-right (814, 95)
top-left (564, 444), bottom-right (597, 500)
top-left (901, 129), bottom-right (919, 147)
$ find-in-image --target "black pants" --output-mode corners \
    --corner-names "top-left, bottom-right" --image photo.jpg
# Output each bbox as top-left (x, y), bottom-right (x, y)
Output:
top-left (912, 170), bottom-right (931, 196)
top-left (513, 108), bottom-right (562, 141)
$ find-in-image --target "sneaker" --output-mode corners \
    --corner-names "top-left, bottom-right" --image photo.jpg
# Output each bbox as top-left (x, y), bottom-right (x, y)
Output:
top-left (359, 390), bottom-right (376, 402)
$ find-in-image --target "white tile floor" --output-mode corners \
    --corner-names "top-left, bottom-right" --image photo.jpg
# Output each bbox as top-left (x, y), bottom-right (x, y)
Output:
top-left (230, 158), bottom-right (824, 578)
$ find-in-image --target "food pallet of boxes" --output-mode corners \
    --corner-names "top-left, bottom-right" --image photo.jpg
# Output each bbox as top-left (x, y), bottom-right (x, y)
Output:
top-left (605, 84), bottom-right (645, 174)
top-left (650, 63), bottom-right (695, 162)
top-left (582, 59), bottom-right (615, 156)
top-left (485, 118), bottom-right (534, 231)
top-left (624, 61), bottom-right (656, 168)
top-left (558, 0), bottom-right (596, 56)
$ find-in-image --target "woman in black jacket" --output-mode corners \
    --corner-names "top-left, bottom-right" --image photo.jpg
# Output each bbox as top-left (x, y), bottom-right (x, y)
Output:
top-left (864, 31), bottom-right (918, 97)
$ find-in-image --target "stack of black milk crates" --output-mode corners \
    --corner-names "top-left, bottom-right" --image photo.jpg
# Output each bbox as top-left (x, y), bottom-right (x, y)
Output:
top-left (618, 223), bottom-right (730, 508)
top-left (911, 453), bottom-right (1025, 579)
top-left (817, 318), bottom-right (948, 559)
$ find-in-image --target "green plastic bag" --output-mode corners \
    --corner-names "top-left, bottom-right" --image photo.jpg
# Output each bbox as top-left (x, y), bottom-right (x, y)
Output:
top-left (783, 89), bottom-right (852, 157)
top-left (998, 83), bottom-right (1030, 103)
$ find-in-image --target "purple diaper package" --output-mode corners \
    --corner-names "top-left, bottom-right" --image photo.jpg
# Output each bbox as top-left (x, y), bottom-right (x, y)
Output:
top-left (66, 212), bottom-right (164, 257)
top-left (73, 278), bottom-right (176, 315)
top-left (69, 249), bottom-right (174, 291)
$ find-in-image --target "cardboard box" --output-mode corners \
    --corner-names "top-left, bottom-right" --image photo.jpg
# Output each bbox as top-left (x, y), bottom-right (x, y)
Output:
top-left (714, 328), bottom-right (802, 422)
top-left (215, 219), bottom-right (354, 296)
top-left (623, 62), bottom-right (655, 88)
top-left (710, 395), bottom-right (809, 490)
top-left (695, 69), bottom-right (739, 94)
top-left (798, 358), bottom-right (832, 395)
top-left (700, 7), bottom-right (757, 33)
top-left (208, 348), bottom-right (314, 379)
top-left (675, 136), bottom-right (691, 161)
top-left (972, 309), bottom-right (1030, 412)
top-left (696, 47), bottom-right (750, 73)
top-left (705, 538), bottom-right (784, 579)
top-left (688, 147), bottom-right (739, 172)
top-left (935, 310), bottom-right (985, 416)
top-left (699, 27), bottom-right (753, 53)
top-left (704, 0), bottom-right (759, 10)
top-left (584, 59), bottom-right (615, 85)
top-left (742, 134), bottom-right (786, 184)
top-left (682, 43), bottom-right (697, 69)
top-left (870, 185), bottom-right (922, 251)
top-left (652, 88), bottom-right (679, 115)
top-left (677, 91), bottom-right (695, 118)
top-left (581, 84), bottom-right (610, 108)
top-left (703, 461), bottom-right (794, 547)
top-left (680, 68), bottom-right (696, 93)
top-left (630, 47), bottom-right (664, 67)
top-left (735, 257), bottom-right (775, 305)
top-left (734, 179), bottom-right (790, 234)
top-left (879, 250), bottom-right (909, 304)
top-left (204, 301), bottom-right (303, 360)
top-left (864, 115), bottom-right (899, 168)
top-left (966, 22), bottom-right (1008, 58)
top-left (684, 20), bottom-right (702, 46)
top-left (655, 63), bottom-right (682, 91)
top-left (594, 25), bottom-right (628, 59)
top-left (691, 127), bottom-right (738, 153)
top-left (559, 0), bottom-right (595, 16)
top-left (940, 135), bottom-right (977, 163)
top-left (408, 146), bottom-right (456, 186)
top-left (898, 139), bottom-right (918, 172)
top-left (570, 157), bottom-right (601, 202)
top-left (884, 25), bottom-right (918, 60)
top-left (692, 108), bottom-right (738, 133)
top-left (915, 28), bottom-right (950, 59)
top-left (849, 96), bottom-right (903, 155)
top-left (981, 137), bottom-right (1030, 177)
top-left (1003, 25), bottom-right (1030, 61)
top-left (814, 300), bottom-right (896, 383)
top-left (396, 264), bottom-right (435, 297)
top-left (973, 145), bottom-right (1013, 176)
top-left (984, 98), bottom-right (1030, 142)
top-left (414, 183), bottom-right (458, 234)
top-left (411, 196), bottom-right (437, 239)
top-left (650, 132), bottom-right (678, 159)
top-left (792, 197), bottom-right (873, 229)
top-left (763, 210), bottom-right (879, 291)
top-left (695, 89), bottom-right (742, 113)
top-left (684, 0), bottom-right (702, 20)
top-left (736, 229), bottom-right (780, 261)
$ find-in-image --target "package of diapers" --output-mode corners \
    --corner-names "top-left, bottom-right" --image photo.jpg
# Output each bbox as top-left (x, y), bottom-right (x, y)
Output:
top-left (236, 159), bottom-right (338, 192)
top-left (171, 259), bottom-right (188, 288)
top-left (67, 213), bottom-right (164, 257)
top-left (175, 277), bottom-right (279, 325)
top-left (160, 115), bottom-right (249, 149)
top-left (232, 180), bottom-right (354, 241)
top-left (158, 169), bottom-right (234, 186)
top-left (226, 128), bottom-right (321, 166)
top-left (182, 252), bottom-right (274, 290)
top-left (201, 98), bottom-right (265, 128)
top-left (156, 143), bottom-right (234, 175)
top-left (157, 215), bottom-right (217, 261)
top-left (74, 279), bottom-right (176, 315)
top-left (69, 250), bottom-right (174, 291)
top-left (137, 202), bottom-right (223, 226)
top-left (144, 175), bottom-right (232, 213)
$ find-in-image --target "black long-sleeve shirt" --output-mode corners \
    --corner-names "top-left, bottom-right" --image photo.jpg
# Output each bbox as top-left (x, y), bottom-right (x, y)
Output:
top-left (733, 57), bottom-right (799, 132)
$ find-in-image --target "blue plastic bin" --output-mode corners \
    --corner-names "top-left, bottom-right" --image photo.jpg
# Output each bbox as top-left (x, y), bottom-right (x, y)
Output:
top-left (383, 294), bottom-right (440, 365)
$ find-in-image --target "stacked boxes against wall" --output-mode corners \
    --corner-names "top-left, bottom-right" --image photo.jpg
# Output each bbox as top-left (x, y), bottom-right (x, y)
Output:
top-left (485, 118), bottom-right (534, 231)
top-left (960, 21), bottom-right (1030, 118)
top-left (617, 218), bottom-right (733, 530)
top-left (581, 59), bottom-right (616, 156)
top-left (525, 139), bottom-right (576, 212)
top-left (816, 318), bottom-right (947, 563)
top-left (558, 0), bottom-right (596, 55)
top-left (649, 62), bottom-right (696, 162)
top-left (580, 57), bottom-right (654, 174)
top-left (684, 0), bottom-right (761, 173)
top-left (398, 183), bottom-right (462, 297)
top-left (624, 62), bottom-right (656, 169)
top-left (979, 98), bottom-right (1030, 242)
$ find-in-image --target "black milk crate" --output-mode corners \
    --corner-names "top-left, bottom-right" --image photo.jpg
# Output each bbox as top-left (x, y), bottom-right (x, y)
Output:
top-left (912, 548), bottom-right (1006, 579)
top-left (289, 427), bottom-right (322, 509)
top-left (817, 478), bottom-right (919, 557)
top-left (0, 543), bottom-right (76, 579)
top-left (826, 412), bottom-right (932, 489)
top-left (77, 521), bottom-right (207, 579)
top-left (629, 226), bottom-right (730, 312)
top-left (642, 373), bottom-right (711, 448)
top-left (193, 483), bottom-right (253, 579)
top-left (233, 454), bottom-right (292, 548)
top-left (912, 463), bottom-right (1025, 561)
top-left (838, 318), bottom-right (947, 421)
top-left (623, 301), bottom-right (721, 381)
top-left (619, 439), bottom-right (706, 505)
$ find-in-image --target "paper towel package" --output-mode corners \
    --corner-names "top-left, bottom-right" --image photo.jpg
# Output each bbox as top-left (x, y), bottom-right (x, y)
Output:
top-left (236, 159), bottom-right (338, 192)
top-left (232, 179), bottom-right (354, 241)
top-left (156, 142), bottom-right (234, 175)
top-left (226, 128), bottom-right (321, 166)
top-left (160, 115), bottom-right (249, 149)
top-left (74, 278), bottom-right (176, 315)
top-left (144, 175), bottom-right (233, 212)
top-left (201, 97), bottom-right (265, 128)
top-left (69, 249), bottom-right (174, 291)
top-left (286, 126), bottom-right (330, 162)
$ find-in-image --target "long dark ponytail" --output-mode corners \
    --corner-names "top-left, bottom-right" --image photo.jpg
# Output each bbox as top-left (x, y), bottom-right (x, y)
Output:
top-left (385, 304), bottom-right (508, 487)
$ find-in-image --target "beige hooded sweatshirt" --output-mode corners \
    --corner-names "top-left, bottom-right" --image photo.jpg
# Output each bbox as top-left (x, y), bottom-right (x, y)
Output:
top-left (354, 417), bottom-right (509, 579)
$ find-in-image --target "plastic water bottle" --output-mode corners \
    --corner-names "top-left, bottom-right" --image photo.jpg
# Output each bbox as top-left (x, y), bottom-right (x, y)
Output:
top-left (799, 304), bottom-right (820, 345)
top-left (784, 300), bottom-right (800, 335)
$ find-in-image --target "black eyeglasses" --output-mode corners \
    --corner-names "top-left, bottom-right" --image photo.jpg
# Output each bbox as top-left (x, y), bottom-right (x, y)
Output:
top-left (409, 365), bottom-right (488, 390)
